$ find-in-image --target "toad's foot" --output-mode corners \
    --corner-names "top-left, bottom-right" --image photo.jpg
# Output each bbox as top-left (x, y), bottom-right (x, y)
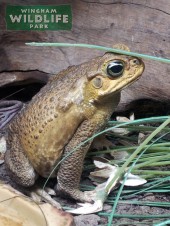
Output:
top-left (28, 187), bottom-right (62, 209)
top-left (56, 183), bottom-right (98, 204)
top-left (66, 189), bottom-right (105, 214)
top-left (83, 190), bottom-right (97, 203)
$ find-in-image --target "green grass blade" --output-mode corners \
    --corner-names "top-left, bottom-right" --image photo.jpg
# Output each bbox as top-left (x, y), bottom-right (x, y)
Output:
top-left (25, 42), bottom-right (170, 64)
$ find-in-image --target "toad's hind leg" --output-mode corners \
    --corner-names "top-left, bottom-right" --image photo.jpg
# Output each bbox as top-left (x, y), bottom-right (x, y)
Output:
top-left (5, 133), bottom-right (37, 187)
top-left (56, 118), bottom-right (103, 203)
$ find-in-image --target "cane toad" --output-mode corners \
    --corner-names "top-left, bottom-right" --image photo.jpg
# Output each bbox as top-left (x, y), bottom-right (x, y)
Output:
top-left (5, 45), bottom-right (145, 203)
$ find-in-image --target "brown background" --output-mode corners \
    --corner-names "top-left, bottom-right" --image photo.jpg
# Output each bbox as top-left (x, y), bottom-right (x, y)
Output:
top-left (0, 0), bottom-right (170, 110)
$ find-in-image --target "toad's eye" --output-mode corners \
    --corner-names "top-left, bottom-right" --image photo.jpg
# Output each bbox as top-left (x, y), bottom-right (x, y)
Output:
top-left (107, 60), bottom-right (125, 78)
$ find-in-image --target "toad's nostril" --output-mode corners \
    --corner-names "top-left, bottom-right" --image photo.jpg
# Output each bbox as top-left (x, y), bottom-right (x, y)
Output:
top-left (133, 59), bottom-right (140, 65)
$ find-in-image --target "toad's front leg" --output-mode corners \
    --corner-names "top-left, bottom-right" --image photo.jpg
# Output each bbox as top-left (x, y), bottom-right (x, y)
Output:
top-left (56, 119), bottom-right (99, 203)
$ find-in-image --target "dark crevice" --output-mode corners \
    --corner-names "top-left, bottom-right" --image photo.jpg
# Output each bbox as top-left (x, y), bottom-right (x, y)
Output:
top-left (112, 99), bottom-right (170, 119)
top-left (0, 69), bottom-right (51, 102)
top-left (0, 69), bottom-right (49, 74)
top-left (0, 80), bottom-right (46, 102)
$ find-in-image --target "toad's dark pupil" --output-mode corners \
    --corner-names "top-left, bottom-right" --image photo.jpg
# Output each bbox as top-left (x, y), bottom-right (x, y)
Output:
top-left (111, 64), bottom-right (123, 73)
top-left (107, 61), bottom-right (124, 78)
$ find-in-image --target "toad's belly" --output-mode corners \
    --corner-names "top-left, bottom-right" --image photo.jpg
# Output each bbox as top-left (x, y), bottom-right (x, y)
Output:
top-left (21, 107), bottom-right (84, 177)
